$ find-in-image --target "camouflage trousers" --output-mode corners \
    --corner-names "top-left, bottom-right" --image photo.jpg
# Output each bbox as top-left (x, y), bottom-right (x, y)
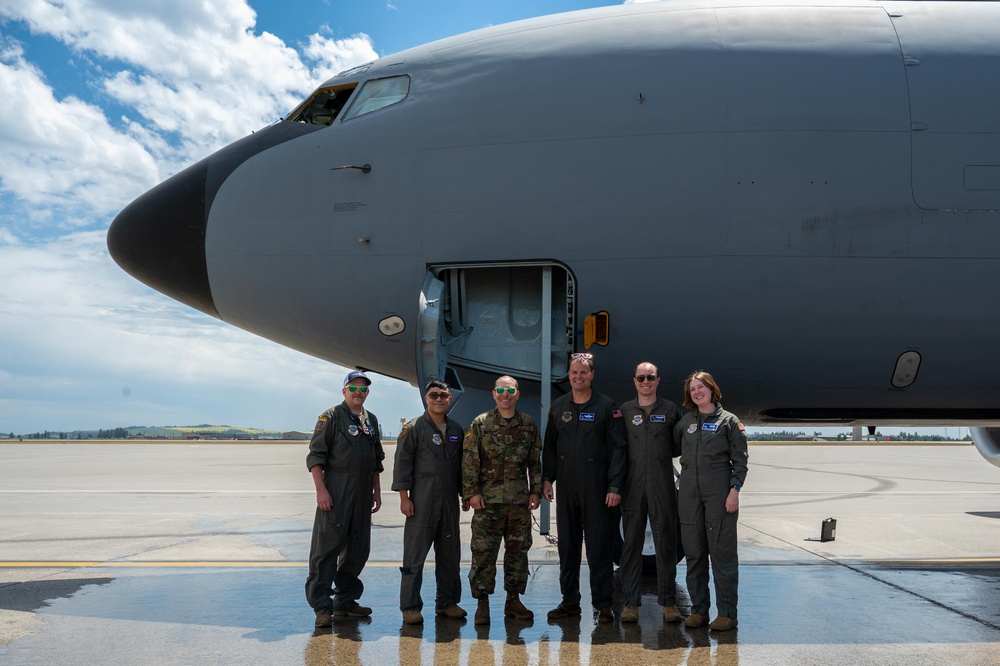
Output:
top-left (469, 503), bottom-right (533, 597)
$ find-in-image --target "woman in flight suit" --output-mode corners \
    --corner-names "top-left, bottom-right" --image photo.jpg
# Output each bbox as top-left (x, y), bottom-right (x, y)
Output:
top-left (674, 370), bottom-right (749, 632)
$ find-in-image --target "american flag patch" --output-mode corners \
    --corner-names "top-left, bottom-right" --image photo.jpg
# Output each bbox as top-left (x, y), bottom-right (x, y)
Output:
top-left (612, 409), bottom-right (622, 419)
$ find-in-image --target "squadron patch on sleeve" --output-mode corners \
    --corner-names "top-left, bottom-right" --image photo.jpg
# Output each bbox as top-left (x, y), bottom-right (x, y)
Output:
top-left (315, 416), bottom-right (329, 432)
top-left (399, 423), bottom-right (411, 439)
top-left (687, 423), bottom-right (698, 435)
top-left (632, 414), bottom-right (643, 426)
top-left (612, 409), bottom-right (623, 419)
top-left (650, 415), bottom-right (666, 423)
top-left (432, 433), bottom-right (443, 445)
top-left (348, 425), bottom-right (359, 436)
top-left (737, 422), bottom-right (746, 431)
top-left (561, 411), bottom-right (573, 423)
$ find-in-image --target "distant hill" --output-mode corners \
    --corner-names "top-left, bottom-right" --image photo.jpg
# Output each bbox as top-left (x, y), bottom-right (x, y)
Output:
top-left (12, 425), bottom-right (288, 440)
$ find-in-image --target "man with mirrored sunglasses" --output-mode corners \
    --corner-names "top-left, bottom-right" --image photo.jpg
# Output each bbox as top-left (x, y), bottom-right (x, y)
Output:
top-left (463, 375), bottom-right (543, 624)
top-left (618, 362), bottom-right (683, 624)
top-left (392, 379), bottom-right (468, 625)
top-left (305, 369), bottom-right (384, 627)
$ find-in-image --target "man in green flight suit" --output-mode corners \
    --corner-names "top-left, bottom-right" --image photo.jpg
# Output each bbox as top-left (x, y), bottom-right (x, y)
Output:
top-left (463, 375), bottom-right (543, 625)
top-left (305, 370), bottom-right (384, 628)
top-left (393, 379), bottom-right (468, 625)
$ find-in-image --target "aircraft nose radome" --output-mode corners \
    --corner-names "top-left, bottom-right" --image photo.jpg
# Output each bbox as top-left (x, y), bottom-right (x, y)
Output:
top-left (107, 157), bottom-right (219, 318)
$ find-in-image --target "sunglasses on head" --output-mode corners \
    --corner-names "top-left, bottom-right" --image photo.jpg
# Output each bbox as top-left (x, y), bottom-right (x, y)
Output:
top-left (427, 391), bottom-right (451, 401)
top-left (346, 385), bottom-right (369, 393)
top-left (571, 352), bottom-right (593, 360)
top-left (494, 387), bottom-right (517, 395)
top-left (635, 374), bottom-right (657, 383)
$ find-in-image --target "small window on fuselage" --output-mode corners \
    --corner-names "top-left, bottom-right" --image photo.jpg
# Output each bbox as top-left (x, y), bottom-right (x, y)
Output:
top-left (341, 75), bottom-right (410, 121)
top-left (288, 84), bottom-right (358, 126)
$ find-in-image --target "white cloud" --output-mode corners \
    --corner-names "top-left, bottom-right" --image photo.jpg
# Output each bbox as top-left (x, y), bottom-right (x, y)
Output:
top-left (0, 1), bottom-right (377, 225)
top-left (0, 229), bottom-right (423, 433)
top-left (303, 32), bottom-right (378, 79)
top-left (0, 40), bottom-right (159, 225)
top-left (0, 1), bottom-right (398, 434)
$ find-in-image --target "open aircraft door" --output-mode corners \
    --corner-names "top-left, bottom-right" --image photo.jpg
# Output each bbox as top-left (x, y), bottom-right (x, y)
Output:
top-left (417, 263), bottom-right (575, 409)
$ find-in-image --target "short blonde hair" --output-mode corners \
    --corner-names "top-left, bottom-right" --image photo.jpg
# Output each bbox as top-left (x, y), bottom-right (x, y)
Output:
top-left (683, 370), bottom-right (722, 409)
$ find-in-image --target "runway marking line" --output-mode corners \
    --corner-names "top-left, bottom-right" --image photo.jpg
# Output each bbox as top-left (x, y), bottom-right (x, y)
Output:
top-left (3, 558), bottom-right (998, 568)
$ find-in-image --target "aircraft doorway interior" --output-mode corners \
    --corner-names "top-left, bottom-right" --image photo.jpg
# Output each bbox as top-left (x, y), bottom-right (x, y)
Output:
top-left (420, 263), bottom-right (575, 385)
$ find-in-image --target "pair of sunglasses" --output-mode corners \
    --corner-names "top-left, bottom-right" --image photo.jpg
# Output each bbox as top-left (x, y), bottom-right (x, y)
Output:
top-left (427, 391), bottom-right (451, 401)
top-left (346, 385), bottom-right (369, 393)
top-left (635, 375), bottom-right (657, 383)
top-left (571, 352), bottom-right (593, 360)
top-left (494, 387), bottom-right (517, 395)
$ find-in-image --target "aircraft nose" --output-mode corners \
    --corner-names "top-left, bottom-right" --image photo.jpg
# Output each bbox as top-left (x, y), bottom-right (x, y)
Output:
top-left (107, 157), bottom-right (219, 318)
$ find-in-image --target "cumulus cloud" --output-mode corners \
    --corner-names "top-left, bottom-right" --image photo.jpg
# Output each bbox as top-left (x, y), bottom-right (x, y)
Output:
top-left (0, 39), bottom-right (159, 226)
top-left (0, 230), bottom-right (422, 433)
top-left (0, 1), bottom-right (408, 434)
top-left (0, 0), bottom-right (377, 224)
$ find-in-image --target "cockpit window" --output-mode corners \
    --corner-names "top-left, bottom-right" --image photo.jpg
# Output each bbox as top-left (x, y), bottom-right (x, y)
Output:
top-left (287, 84), bottom-right (358, 126)
top-left (341, 75), bottom-right (410, 121)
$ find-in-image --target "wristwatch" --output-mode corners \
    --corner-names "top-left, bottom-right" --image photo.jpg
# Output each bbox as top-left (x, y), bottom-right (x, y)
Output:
top-left (732, 484), bottom-right (741, 492)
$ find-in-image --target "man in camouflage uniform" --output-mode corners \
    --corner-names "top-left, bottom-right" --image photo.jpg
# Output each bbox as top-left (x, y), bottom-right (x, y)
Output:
top-left (463, 375), bottom-right (543, 625)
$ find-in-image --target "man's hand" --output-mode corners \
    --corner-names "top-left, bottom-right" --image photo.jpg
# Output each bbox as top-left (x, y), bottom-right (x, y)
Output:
top-left (462, 499), bottom-right (471, 512)
top-left (469, 494), bottom-right (485, 510)
top-left (371, 488), bottom-right (382, 514)
top-left (542, 480), bottom-right (554, 502)
top-left (528, 493), bottom-right (541, 511)
top-left (605, 492), bottom-right (621, 507)
top-left (316, 486), bottom-right (333, 512)
top-left (725, 488), bottom-right (740, 514)
top-left (400, 495), bottom-right (414, 517)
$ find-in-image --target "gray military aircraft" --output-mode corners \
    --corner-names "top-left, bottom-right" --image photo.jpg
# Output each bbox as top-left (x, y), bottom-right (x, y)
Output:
top-left (107, 0), bottom-right (1000, 467)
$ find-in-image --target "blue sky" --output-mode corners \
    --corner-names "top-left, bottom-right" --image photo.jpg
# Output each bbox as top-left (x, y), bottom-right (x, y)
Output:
top-left (0, 0), bottom-right (956, 439)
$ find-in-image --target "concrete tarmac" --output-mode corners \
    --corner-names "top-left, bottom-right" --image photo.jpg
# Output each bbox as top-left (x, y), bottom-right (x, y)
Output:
top-left (1, 442), bottom-right (999, 665)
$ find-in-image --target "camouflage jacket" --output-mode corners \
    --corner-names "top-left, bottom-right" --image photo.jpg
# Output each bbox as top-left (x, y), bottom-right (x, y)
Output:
top-left (462, 408), bottom-right (543, 504)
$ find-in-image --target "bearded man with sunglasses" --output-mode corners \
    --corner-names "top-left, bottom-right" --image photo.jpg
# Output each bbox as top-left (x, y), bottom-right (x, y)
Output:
top-left (462, 375), bottom-right (543, 625)
top-left (305, 370), bottom-right (385, 627)
top-left (392, 379), bottom-right (469, 625)
top-left (618, 362), bottom-right (683, 624)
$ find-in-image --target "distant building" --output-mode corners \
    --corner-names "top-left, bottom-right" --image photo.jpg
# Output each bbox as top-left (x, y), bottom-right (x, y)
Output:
top-left (283, 431), bottom-right (312, 440)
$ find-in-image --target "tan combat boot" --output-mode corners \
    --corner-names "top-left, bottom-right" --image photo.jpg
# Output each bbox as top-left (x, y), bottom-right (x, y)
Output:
top-left (684, 613), bottom-right (708, 628)
top-left (504, 592), bottom-right (534, 621)
top-left (475, 595), bottom-right (491, 625)
top-left (709, 616), bottom-right (738, 631)
top-left (402, 609), bottom-right (423, 625)
top-left (662, 605), bottom-right (682, 623)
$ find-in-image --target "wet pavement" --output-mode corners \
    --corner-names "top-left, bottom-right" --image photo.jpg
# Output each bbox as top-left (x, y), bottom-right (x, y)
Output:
top-left (1, 442), bottom-right (999, 664)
